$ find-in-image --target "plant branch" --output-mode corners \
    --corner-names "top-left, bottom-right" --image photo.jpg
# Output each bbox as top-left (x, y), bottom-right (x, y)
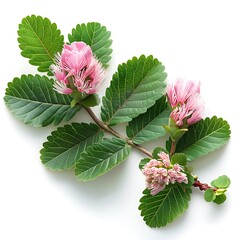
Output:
top-left (84, 106), bottom-right (216, 192)
top-left (84, 107), bottom-right (153, 158)
top-left (193, 179), bottom-right (217, 191)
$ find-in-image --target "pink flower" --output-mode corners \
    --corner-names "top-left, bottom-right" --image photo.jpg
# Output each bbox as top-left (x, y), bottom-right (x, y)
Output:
top-left (158, 152), bottom-right (170, 167)
top-left (168, 169), bottom-right (188, 184)
top-left (149, 183), bottom-right (165, 195)
top-left (173, 164), bottom-right (183, 172)
top-left (167, 78), bottom-right (204, 127)
top-left (51, 42), bottom-right (105, 95)
top-left (142, 152), bottom-right (188, 195)
top-left (147, 159), bottom-right (161, 168)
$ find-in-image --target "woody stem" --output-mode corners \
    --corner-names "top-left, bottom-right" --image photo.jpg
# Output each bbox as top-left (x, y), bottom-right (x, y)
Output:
top-left (84, 107), bottom-right (153, 158)
top-left (193, 179), bottom-right (217, 191)
top-left (84, 106), bottom-right (214, 191)
top-left (170, 141), bottom-right (176, 157)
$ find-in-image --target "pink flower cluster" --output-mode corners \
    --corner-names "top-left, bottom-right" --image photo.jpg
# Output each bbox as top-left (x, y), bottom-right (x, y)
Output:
top-left (51, 42), bottom-right (105, 95)
top-left (142, 152), bottom-right (188, 195)
top-left (167, 78), bottom-right (204, 127)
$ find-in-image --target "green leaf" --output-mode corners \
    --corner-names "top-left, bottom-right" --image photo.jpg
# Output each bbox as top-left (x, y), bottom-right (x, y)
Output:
top-left (213, 194), bottom-right (227, 204)
top-left (101, 55), bottom-right (167, 126)
top-left (71, 98), bottom-right (78, 107)
top-left (75, 138), bottom-right (131, 181)
top-left (165, 139), bottom-right (172, 153)
top-left (171, 153), bottom-right (187, 166)
top-left (126, 96), bottom-right (170, 144)
top-left (185, 166), bottom-right (193, 173)
top-left (68, 22), bottom-right (112, 68)
top-left (204, 189), bottom-right (216, 202)
top-left (80, 94), bottom-right (100, 107)
top-left (175, 116), bottom-right (231, 161)
top-left (139, 185), bottom-right (191, 227)
top-left (139, 158), bottom-right (151, 170)
top-left (172, 128), bottom-right (188, 141)
top-left (18, 15), bottom-right (64, 74)
top-left (164, 124), bottom-right (188, 143)
top-left (152, 147), bottom-right (168, 159)
top-left (40, 123), bottom-right (103, 170)
top-left (211, 175), bottom-right (231, 188)
top-left (4, 75), bottom-right (80, 127)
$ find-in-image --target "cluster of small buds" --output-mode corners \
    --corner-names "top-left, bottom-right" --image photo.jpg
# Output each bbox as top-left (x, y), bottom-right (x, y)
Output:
top-left (142, 152), bottom-right (188, 195)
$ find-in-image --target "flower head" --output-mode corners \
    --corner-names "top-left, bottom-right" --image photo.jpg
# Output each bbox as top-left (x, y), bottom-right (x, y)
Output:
top-left (142, 152), bottom-right (188, 195)
top-left (50, 42), bottom-right (105, 95)
top-left (167, 78), bottom-right (204, 127)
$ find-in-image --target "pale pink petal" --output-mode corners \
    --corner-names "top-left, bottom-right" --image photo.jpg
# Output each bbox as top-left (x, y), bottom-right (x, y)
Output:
top-left (64, 42), bottom-right (87, 51)
top-left (158, 152), bottom-right (171, 167)
top-left (53, 81), bottom-right (73, 95)
top-left (146, 159), bottom-right (161, 168)
top-left (150, 183), bottom-right (166, 196)
top-left (173, 164), bottom-right (183, 172)
top-left (175, 172), bottom-right (188, 184)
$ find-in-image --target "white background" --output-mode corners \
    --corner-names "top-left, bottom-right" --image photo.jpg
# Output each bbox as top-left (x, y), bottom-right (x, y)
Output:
top-left (0, 0), bottom-right (239, 239)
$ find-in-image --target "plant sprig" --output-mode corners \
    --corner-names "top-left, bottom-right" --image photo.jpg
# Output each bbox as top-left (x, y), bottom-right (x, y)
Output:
top-left (4, 15), bottom-right (231, 228)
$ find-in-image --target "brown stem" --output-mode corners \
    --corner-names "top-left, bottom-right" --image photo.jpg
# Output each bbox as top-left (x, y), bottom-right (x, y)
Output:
top-left (84, 106), bottom-right (214, 191)
top-left (170, 141), bottom-right (176, 157)
top-left (84, 107), bottom-right (153, 158)
top-left (193, 179), bottom-right (217, 191)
